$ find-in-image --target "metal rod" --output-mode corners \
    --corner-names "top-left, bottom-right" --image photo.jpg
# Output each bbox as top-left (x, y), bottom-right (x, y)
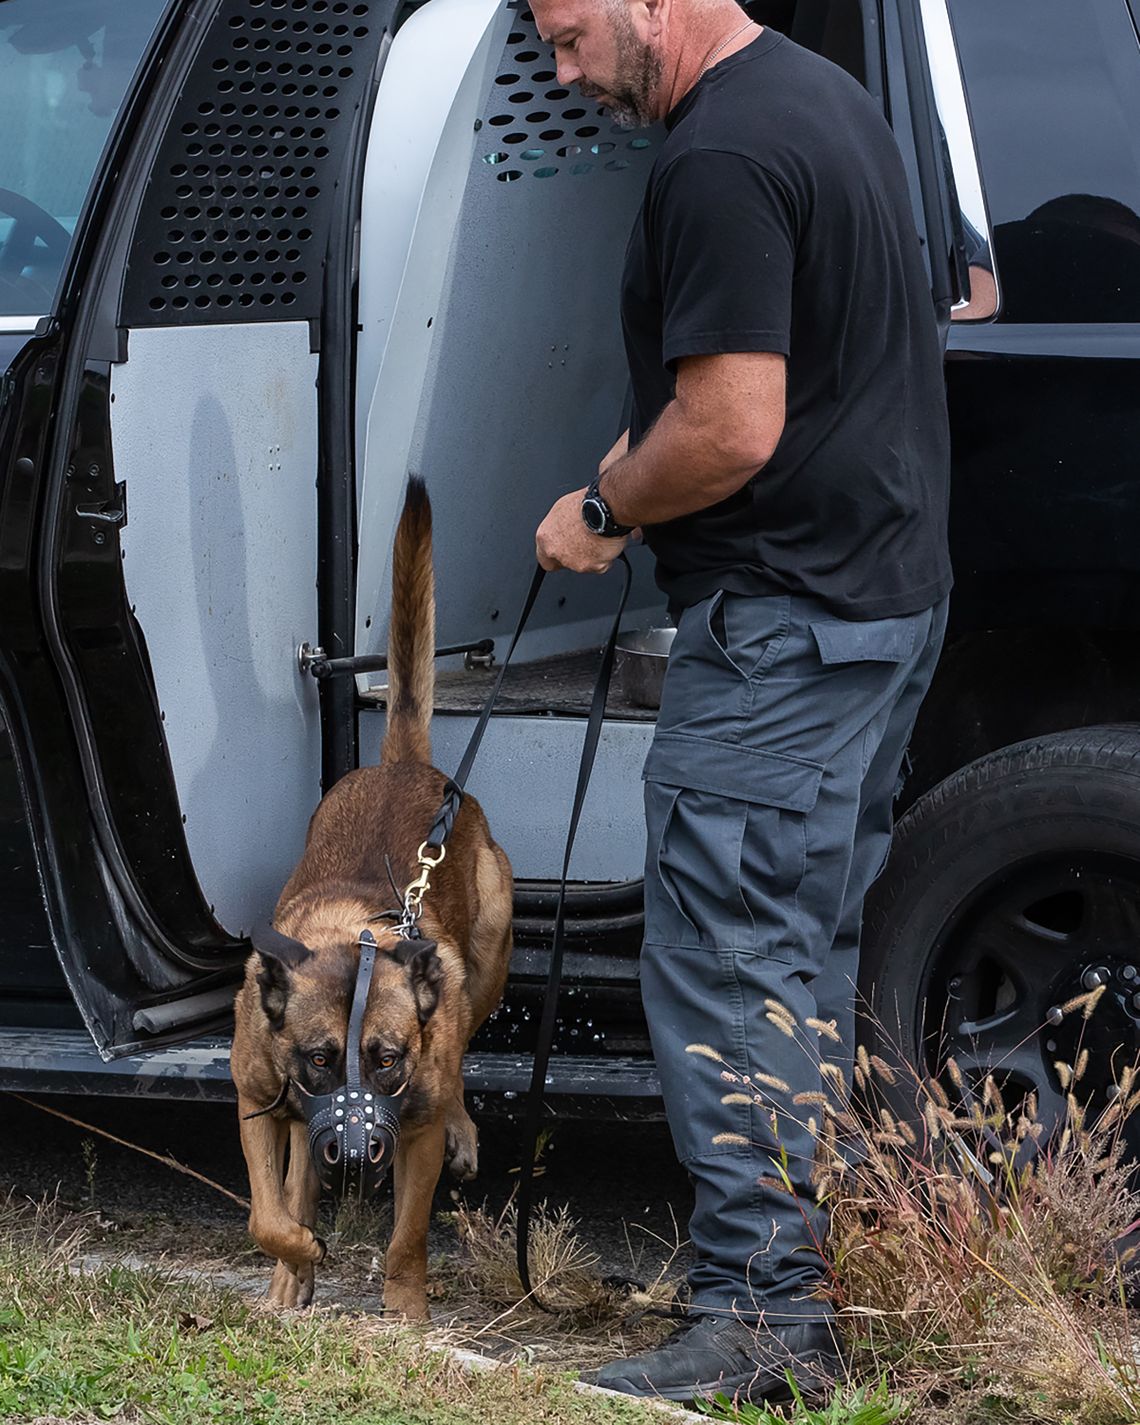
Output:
top-left (309, 638), bottom-right (495, 680)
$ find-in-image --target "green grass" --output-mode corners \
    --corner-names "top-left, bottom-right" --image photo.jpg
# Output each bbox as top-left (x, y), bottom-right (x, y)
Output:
top-left (0, 1202), bottom-right (660, 1425)
top-left (696, 1375), bottom-right (905, 1425)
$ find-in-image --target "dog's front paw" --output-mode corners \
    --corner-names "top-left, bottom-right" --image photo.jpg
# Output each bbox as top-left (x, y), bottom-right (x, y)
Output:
top-left (267, 1258), bottom-right (315, 1309)
top-left (383, 1280), bottom-right (431, 1322)
top-left (444, 1110), bottom-right (478, 1182)
top-left (250, 1216), bottom-right (326, 1268)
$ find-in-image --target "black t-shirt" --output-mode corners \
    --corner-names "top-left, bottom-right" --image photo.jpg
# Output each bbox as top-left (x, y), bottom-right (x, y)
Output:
top-left (621, 29), bottom-right (953, 619)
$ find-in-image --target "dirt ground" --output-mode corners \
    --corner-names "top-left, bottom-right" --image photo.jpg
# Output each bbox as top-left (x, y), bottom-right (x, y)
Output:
top-left (0, 1093), bottom-right (694, 1371)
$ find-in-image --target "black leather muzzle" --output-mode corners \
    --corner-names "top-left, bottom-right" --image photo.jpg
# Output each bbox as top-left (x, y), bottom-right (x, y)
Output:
top-left (295, 1079), bottom-right (402, 1196)
top-left (298, 929), bottom-right (403, 1197)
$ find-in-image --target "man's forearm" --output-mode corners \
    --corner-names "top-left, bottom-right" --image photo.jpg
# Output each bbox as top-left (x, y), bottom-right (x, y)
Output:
top-left (597, 398), bottom-right (768, 527)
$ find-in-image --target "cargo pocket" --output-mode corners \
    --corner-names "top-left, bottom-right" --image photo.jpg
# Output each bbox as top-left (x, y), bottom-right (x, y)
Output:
top-left (809, 614), bottom-right (923, 777)
top-left (643, 733), bottom-right (822, 959)
top-left (809, 615), bottom-right (919, 666)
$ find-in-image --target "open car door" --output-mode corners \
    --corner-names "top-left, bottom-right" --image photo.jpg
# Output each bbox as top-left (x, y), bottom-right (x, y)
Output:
top-left (0, 0), bottom-right (398, 1057)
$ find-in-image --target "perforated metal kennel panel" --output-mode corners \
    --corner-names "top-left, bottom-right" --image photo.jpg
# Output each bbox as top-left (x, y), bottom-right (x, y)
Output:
top-left (477, 15), bottom-right (657, 184)
top-left (120, 0), bottom-right (389, 327)
top-left (424, 7), bottom-right (665, 647)
top-left (355, 4), bottom-right (666, 664)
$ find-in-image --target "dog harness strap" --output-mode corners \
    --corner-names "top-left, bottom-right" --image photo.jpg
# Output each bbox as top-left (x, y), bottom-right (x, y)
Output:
top-left (241, 1075), bottom-right (292, 1120)
top-left (515, 554), bottom-right (633, 1308)
top-left (346, 930), bottom-right (377, 1089)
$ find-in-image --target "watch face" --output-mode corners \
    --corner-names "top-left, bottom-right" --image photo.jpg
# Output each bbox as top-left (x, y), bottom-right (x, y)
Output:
top-left (581, 497), bottom-right (606, 533)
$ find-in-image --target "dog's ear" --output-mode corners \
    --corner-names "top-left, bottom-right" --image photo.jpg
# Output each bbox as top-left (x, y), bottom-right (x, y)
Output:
top-left (250, 923), bottom-right (312, 1032)
top-left (393, 936), bottom-right (443, 1024)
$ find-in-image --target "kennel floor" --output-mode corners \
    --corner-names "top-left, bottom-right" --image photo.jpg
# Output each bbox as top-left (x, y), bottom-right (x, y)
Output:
top-left (359, 649), bottom-right (658, 721)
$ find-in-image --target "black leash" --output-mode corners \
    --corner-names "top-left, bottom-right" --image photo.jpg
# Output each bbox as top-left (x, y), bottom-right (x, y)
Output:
top-left (513, 557), bottom-right (632, 1307)
top-left (398, 553), bottom-right (633, 1307)
top-left (369, 565), bottom-right (556, 941)
top-left (419, 561), bottom-right (554, 855)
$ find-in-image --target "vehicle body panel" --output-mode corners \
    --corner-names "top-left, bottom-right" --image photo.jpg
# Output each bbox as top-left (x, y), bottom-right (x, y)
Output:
top-left (0, 0), bottom-right (1136, 1100)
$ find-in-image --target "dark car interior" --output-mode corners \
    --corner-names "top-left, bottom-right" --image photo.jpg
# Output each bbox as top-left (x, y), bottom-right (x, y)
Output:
top-left (745, 0), bottom-right (870, 88)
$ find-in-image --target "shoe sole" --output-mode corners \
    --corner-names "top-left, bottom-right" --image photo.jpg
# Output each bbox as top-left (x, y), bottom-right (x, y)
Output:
top-left (599, 1359), bottom-right (836, 1407)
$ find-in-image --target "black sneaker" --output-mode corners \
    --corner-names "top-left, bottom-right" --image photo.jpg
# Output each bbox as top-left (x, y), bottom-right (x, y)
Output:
top-left (592, 1314), bottom-right (841, 1406)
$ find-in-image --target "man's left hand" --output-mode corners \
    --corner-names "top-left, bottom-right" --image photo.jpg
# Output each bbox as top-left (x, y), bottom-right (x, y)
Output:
top-left (536, 488), bottom-right (629, 573)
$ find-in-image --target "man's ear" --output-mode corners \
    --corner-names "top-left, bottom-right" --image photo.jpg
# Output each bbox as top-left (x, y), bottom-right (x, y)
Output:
top-left (250, 922), bottom-right (312, 1032)
top-left (394, 937), bottom-right (443, 1024)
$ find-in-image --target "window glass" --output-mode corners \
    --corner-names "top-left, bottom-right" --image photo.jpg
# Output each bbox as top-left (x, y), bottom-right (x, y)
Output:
top-left (947, 0), bottom-right (1140, 322)
top-left (0, 0), bottom-right (168, 319)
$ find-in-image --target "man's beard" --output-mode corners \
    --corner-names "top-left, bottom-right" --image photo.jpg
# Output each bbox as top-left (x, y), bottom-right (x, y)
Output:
top-left (582, 11), bottom-right (663, 129)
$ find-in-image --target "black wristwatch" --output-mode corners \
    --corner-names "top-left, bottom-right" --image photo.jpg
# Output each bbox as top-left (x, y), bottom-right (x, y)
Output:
top-left (581, 478), bottom-right (633, 537)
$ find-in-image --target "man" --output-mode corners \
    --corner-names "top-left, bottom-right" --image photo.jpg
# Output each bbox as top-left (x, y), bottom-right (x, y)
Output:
top-left (532, 0), bottom-right (951, 1405)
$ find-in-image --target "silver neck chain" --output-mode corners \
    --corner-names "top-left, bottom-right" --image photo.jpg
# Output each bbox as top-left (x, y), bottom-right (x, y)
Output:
top-left (698, 19), bottom-right (757, 82)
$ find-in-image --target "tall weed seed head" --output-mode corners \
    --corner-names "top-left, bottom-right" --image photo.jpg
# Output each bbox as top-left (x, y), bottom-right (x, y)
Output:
top-left (689, 991), bottom-right (1140, 1424)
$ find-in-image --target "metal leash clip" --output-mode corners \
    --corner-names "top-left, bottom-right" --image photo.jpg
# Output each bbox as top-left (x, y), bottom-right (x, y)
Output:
top-left (395, 840), bottom-right (447, 936)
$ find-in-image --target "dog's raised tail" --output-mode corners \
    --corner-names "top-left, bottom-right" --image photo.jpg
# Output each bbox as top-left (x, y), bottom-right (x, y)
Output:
top-left (381, 476), bottom-right (434, 766)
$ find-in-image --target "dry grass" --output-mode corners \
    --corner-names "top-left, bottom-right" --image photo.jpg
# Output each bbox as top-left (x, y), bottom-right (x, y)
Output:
top-left (453, 1198), bottom-right (615, 1314)
top-left (0, 1193), bottom-right (666, 1425)
top-left (438, 1195), bottom-right (686, 1371)
top-left (10, 985), bottom-right (1140, 1423)
top-left (688, 983), bottom-right (1140, 1424)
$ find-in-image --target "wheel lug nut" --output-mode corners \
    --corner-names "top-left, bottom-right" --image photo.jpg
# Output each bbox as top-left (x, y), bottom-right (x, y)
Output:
top-left (1045, 1005), bottom-right (1064, 1026)
top-left (1132, 991), bottom-right (1140, 1011)
top-left (1107, 1084), bottom-right (1123, 1102)
top-left (1082, 968), bottom-right (1107, 991)
top-left (1123, 966), bottom-right (1138, 982)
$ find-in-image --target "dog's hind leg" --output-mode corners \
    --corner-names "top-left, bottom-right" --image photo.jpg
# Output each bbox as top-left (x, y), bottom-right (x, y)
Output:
top-left (443, 848), bottom-right (513, 1184)
top-left (384, 1117), bottom-right (446, 1320)
top-left (239, 1105), bottom-right (326, 1292)
top-left (267, 1119), bottom-right (322, 1308)
top-left (465, 843), bottom-right (514, 1030)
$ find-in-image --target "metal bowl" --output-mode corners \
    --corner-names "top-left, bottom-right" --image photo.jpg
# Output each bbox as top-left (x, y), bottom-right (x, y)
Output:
top-left (615, 626), bottom-right (676, 709)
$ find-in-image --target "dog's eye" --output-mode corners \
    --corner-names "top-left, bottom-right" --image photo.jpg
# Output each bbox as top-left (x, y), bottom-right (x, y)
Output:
top-left (379, 1053), bottom-right (398, 1070)
top-left (309, 1052), bottom-right (328, 1068)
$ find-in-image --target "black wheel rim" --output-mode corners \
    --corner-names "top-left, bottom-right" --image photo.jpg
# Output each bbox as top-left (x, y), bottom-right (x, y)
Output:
top-left (920, 851), bottom-right (1140, 1152)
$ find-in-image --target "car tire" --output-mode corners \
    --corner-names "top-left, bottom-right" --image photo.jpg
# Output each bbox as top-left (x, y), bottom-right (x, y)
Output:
top-left (860, 723), bottom-right (1140, 1144)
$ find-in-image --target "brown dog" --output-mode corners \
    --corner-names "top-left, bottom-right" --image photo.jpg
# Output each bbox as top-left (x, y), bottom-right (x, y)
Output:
top-left (230, 479), bottom-right (513, 1318)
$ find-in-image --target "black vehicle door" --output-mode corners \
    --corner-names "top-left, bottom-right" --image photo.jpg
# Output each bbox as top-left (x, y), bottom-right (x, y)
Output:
top-left (0, 0), bottom-right (397, 1056)
top-left (940, 0), bottom-right (1140, 633)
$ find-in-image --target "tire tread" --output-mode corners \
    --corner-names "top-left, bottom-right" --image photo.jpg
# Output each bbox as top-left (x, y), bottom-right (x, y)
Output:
top-left (901, 722), bottom-right (1140, 839)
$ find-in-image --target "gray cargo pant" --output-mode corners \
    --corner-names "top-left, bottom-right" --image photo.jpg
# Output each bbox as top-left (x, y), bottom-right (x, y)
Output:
top-left (641, 588), bottom-right (948, 1324)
